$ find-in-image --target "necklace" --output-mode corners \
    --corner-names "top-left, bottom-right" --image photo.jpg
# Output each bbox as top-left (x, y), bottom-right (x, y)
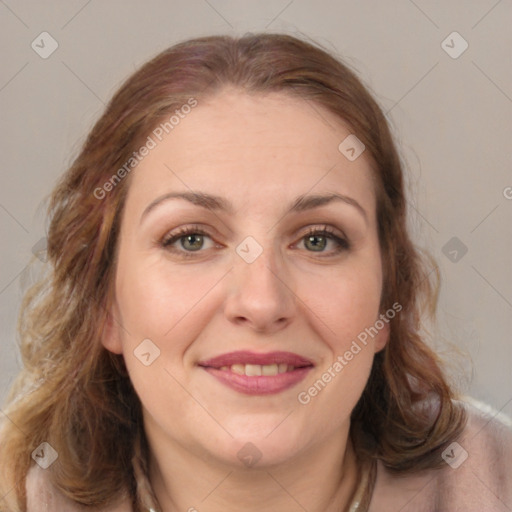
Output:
top-left (348, 458), bottom-right (377, 512)
top-left (146, 459), bottom-right (376, 512)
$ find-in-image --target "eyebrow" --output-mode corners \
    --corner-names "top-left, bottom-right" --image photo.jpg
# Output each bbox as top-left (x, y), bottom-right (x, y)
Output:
top-left (140, 191), bottom-right (368, 225)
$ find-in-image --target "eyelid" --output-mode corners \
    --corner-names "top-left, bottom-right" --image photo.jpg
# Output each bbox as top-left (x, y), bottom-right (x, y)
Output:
top-left (160, 224), bottom-right (210, 244)
top-left (297, 224), bottom-right (346, 240)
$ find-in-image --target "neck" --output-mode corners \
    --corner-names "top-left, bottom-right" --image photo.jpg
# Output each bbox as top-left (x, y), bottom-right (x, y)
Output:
top-left (146, 419), bottom-right (359, 512)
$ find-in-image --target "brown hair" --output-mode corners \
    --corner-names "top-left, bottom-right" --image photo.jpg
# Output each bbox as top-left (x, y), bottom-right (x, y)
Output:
top-left (0, 33), bottom-right (466, 511)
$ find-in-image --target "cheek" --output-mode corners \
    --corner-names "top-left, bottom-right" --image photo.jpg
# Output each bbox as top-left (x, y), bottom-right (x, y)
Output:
top-left (302, 257), bottom-right (383, 349)
top-left (115, 257), bottom-right (221, 339)
top-left (296, 264), bottom-right (383, 423)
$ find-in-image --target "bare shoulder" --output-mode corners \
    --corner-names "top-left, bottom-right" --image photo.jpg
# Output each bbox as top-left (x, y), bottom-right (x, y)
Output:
top-left (369, 397), bottom-right (512, 512)
top-left (25, 463), bottom-right (133, 512)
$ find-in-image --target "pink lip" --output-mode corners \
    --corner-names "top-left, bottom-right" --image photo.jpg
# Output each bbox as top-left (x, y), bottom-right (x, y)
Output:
top-left (198, 351), bottom-right (314, 396)
top-left (198, 350), bottom-right (313, 368)
top-left (202, 367), bottom-right (313, 395)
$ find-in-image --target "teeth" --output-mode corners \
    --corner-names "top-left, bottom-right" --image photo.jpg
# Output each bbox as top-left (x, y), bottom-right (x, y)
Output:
top-left (245, 364), bottom-right (262, 376)
top-left (231, 364), bottom-right (245, 375)
top-left (262, 364), bottom-right (278, 376)
top-left (222, 363), bottom-right (294, 376)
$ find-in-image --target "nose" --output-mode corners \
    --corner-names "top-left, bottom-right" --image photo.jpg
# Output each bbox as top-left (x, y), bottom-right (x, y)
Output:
top-left (223, 242), bottom-right (296, 334)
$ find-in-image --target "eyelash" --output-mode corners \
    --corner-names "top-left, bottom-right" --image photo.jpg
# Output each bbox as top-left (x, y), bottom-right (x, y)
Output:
top-left (160, 224), bottom-right (350, 259)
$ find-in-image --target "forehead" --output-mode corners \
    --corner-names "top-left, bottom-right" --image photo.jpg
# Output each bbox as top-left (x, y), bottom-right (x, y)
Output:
top-left (126, 88), bottom-right (377, 216)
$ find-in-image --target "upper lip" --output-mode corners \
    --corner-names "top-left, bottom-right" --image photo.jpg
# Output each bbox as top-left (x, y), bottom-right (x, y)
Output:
top-left (198, 351), bottom-right (314, 368)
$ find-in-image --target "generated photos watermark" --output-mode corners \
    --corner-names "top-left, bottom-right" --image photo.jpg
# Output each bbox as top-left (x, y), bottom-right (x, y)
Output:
top-left (93, 98), bottom-right (198, 200)
top-left (297, 302), bottom-right (402, 405)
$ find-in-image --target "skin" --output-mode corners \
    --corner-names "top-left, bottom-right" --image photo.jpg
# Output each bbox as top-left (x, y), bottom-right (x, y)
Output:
top-left (102, 87), bottom-right (389, 512)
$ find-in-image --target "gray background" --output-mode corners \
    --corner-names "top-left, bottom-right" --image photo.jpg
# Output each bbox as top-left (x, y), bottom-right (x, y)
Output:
top-left (1, 1), bottom-right (510, 415)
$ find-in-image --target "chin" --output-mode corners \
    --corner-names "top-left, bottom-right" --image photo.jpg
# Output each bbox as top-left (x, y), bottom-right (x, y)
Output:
top-left (207, 422), bottom-right (310, 470)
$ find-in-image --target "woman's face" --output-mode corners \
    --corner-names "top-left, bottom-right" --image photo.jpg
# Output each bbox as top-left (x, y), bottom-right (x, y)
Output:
top-left (103, 88), bottom-right (389, 467)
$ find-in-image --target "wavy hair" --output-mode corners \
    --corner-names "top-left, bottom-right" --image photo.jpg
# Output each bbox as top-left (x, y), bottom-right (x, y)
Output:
top-left (0, 33), bottom-right (466, 511)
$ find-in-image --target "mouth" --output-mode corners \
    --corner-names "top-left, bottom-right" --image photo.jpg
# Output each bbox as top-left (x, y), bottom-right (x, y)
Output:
top-left (198, 351), bottom-right (314, 395)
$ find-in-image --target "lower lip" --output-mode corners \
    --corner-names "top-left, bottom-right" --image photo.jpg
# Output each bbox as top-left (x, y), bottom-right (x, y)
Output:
top-left (201, 366), bottom-right (313, 395)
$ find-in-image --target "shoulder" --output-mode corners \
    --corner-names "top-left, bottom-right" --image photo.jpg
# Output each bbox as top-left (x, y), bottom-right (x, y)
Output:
top-left (369, 396), bottom-right (512, 512)
top-left (25, 463), bottom-right (133, 512)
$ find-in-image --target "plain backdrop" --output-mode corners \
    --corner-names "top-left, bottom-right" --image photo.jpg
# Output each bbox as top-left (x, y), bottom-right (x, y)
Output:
top-left (0, 1), bottom-right (511, 416)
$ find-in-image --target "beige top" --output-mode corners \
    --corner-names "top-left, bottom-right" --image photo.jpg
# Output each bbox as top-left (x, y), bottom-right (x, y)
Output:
top-left (26, 397), bottom-right (512, 512)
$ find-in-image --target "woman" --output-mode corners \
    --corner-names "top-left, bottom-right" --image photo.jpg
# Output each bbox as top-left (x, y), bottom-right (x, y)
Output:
top-left (1, 33), bottom-right (510, 512)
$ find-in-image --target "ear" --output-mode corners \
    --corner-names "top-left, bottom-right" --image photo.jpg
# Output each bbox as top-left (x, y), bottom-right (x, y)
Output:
top-left (374, 316), bottom-right (390, 354)
top-left (101, 298), bottom-right (124, 355)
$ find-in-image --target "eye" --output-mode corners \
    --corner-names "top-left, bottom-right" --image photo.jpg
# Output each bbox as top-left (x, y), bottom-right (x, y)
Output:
top-left (297, 225), bottom-right (350, 256)
top-left (160, 224), bottom-right (350, 259)
top-left (160, 225), bottom-right (216, 258)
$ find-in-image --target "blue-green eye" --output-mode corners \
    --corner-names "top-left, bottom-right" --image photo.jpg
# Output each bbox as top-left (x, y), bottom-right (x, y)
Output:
top-left (161, 225), bottom-right (213, 257)
top-left (300, 226), bottom-right (350, 254)
top-left (161, 224), bottom-right (350, 259)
